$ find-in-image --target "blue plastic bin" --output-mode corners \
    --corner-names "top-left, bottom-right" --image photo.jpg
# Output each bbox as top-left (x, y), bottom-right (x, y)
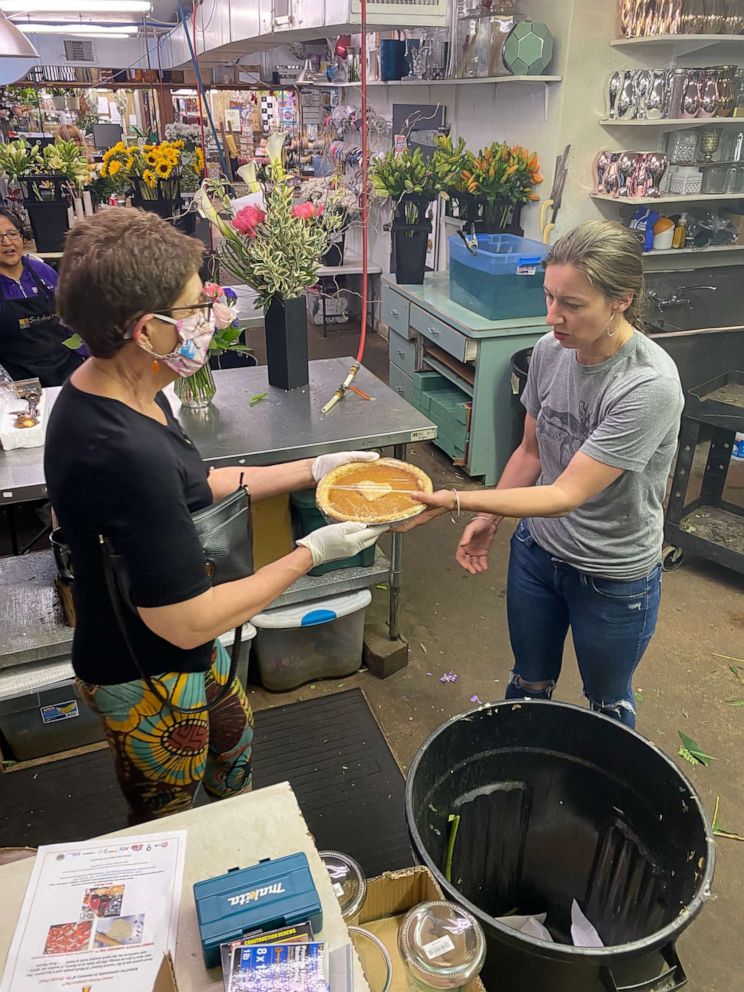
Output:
top-left (449, 234), bottom-right (549, 320)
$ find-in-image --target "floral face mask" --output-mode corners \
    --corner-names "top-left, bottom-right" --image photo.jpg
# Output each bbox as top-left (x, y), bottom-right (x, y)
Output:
top-left (149, 309), bottom-right (216, 377)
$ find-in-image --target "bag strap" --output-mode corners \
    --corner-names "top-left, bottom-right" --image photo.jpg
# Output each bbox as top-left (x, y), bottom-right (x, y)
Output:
top-left (100, 535), bottom-right (241, 714)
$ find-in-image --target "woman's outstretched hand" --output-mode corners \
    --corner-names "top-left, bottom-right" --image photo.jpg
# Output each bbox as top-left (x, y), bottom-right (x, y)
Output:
top-left (390, 490), bottom-right (455, 532)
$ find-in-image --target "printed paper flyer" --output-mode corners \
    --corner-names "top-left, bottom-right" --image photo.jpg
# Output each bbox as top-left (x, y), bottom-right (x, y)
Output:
top-left (0, 831), bottom-right (186, 992)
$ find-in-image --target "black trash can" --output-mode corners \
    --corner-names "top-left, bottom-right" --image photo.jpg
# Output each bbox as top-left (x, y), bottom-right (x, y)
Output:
top-left (510, 347), bottom-right (532, 453)
top-left (405, 701), bottom-right (714, 992)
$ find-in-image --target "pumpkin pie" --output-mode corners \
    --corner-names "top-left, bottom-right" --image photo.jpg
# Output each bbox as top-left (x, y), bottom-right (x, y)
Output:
top-left (316, 457), bottom-right (433, 525)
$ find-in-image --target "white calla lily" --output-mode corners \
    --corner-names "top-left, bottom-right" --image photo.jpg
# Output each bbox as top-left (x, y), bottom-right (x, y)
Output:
top-left (237, 161), bottom-right (260, 193)
top-left (193, 183), bottom-right (239, 241)
top-left (266, 131), bottom-right (286, 177)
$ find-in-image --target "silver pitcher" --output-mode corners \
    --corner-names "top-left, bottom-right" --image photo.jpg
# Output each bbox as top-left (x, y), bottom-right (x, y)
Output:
top-left (617, 71), bottom-right (637, 120)
top-left (697, 68), bottom-right (720, 118)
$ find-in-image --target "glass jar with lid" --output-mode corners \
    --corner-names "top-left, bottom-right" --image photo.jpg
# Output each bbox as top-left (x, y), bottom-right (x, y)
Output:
top-left (318, 851), bottom-right (367, 922)
top-left (398, 900), bottom-right (486, 990)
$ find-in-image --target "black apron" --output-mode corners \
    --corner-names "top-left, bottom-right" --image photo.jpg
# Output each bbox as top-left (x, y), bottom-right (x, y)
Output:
top-left (0, 259), bottom-right (82, 387)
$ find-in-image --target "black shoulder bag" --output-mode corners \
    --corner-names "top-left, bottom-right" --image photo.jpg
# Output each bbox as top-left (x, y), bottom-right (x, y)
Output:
top-left (101, 486), bottom-right (254, 713)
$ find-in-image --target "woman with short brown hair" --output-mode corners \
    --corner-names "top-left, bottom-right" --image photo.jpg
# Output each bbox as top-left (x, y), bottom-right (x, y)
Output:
top-left (46, 208), bottom-right (385, 821)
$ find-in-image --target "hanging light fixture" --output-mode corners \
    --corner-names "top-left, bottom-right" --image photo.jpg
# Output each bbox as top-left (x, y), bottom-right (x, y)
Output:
top-left (0, 10), bottom-right (38, 84)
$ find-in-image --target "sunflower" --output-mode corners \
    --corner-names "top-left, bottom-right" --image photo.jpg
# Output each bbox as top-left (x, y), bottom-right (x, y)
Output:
top-left (108, 160), bottom-right (121, 176)
top-left (156, 162), bottom-right (171, 177)
top-left (142, 168), bottom-right (157, 188)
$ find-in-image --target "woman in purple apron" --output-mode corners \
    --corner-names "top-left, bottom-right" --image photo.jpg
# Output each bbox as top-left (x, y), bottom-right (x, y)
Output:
top-left (0, 207), bottom-right (81, 386)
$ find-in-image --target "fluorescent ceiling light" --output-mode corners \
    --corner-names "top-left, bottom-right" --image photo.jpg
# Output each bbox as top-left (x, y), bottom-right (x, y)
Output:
top-left (19, 20), bottom-right (137, 31)
top-left (3, 0), bottom-right (149, 11)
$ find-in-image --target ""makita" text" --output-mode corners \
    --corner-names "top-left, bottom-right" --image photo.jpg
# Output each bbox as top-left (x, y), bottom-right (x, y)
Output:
top-left (227, 883), bottom-right (285, 907)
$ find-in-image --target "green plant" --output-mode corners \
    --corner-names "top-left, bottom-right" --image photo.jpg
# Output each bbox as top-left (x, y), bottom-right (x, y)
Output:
top-left (370, 146), bottom-right (440, 201)
top-left (462, 142), bottom-right (543, 207)
top-left (43, 140), bottom-right (91, 190)
top-left (432, 134), bottom-right (472, 195)
top-left (0, 138), bottom-right (42, 180)
top-left (8, 85), bottom-right (39, 106)
top-left (215, 181), bottom-right (341, 308)
top-left (48, 86), bottom-right (68, 98)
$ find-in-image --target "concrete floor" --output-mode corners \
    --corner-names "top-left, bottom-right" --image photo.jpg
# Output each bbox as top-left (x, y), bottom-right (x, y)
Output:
top-left (245, 319), bottom-right (744, 992)
top-left (3, 319), bottom-right (740, 988)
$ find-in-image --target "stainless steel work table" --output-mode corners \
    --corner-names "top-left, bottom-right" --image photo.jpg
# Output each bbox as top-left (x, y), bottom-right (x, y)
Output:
top-left (0, 359), bottom-right (437, 651)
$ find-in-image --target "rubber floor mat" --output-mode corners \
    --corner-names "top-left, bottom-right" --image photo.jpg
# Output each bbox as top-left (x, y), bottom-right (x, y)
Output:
top-left (0, 688), bottom-right (414, 877)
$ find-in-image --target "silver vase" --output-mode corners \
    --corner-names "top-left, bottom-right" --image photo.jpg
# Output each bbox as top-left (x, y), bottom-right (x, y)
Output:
top-left (608, 71), bottom-right (623, 119)
top-left (617, 71), bottom-right (637, 120)
top-left (681, 69), bottom-right (701, 118)
top-left (697, 68), bottom-right (720, 118)
top-left (716, 65), bottom-right (737, 117)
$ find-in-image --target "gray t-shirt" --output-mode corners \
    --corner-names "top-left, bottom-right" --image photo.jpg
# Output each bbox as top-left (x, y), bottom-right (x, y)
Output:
top-left (521, 330), bottom-right (683, 581)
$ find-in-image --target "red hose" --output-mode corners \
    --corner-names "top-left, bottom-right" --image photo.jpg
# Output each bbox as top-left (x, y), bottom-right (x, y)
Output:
top-left (192, 3), bottom-right (213, 252)
top-left (355, 0), bottom-right (368, 365)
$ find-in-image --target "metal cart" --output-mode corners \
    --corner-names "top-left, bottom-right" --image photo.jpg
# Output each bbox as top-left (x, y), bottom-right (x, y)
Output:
top-left (664, 370), bottom-right (744, 574)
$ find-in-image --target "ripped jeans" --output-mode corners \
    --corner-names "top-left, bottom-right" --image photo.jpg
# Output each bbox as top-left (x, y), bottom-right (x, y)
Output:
top-left (505, 520), bottom-right (661, 729)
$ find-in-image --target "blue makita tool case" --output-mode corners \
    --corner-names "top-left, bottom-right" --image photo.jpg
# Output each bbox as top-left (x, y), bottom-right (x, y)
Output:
top-left (193, 852), bottom-right (323, 968)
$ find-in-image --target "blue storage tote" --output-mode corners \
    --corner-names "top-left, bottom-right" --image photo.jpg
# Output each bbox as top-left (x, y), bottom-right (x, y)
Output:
top-left (448, 234), bottom-right (549, 320)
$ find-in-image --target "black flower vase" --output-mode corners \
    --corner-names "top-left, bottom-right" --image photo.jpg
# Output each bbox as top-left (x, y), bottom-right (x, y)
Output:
top-left (264, 295), bottom-right (309, 390)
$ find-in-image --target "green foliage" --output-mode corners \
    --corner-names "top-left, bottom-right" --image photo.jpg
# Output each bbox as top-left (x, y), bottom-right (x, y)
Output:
top-left (370, 146), bottom-right (440, 201)
top-left (0, 138), bottom-right (42, 180)
top-left (43, 140), bottom-right (90, 190)
top-left (216, 180), bottom-right (341, 310)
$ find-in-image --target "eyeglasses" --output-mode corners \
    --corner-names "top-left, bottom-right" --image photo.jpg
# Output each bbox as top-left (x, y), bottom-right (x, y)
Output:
top-left (158, 300), bottom-right (214, 317)
top-left (0, 231), bottom-right (23, 244)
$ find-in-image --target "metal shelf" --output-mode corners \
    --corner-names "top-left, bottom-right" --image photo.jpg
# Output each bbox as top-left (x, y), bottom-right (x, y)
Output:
top-left (600, 117), bottom-right (744, 130)
top-left (367, 75), bottom-right (561, 86)
top-left (421, 357), bottom-right (475, 398)
top-left (592, 191), bottom-right (744, 205)
top-left (274, 548), bottom-right (390, 609)
top-left (610, 34), bottom-right (744, 57)
top-left (644, 244), bottom-right (744, 257)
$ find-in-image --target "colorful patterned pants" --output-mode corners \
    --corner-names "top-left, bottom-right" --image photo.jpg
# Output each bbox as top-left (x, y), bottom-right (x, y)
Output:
top-left (78, 640), bottom-right (254, 820)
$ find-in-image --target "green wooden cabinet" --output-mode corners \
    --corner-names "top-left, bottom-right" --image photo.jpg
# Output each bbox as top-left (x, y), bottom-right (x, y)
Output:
top-left (383, 275), bottom-right (547, 485)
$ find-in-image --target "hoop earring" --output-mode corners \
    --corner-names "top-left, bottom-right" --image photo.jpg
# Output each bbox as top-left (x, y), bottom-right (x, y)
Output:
top-left (151, 359), bottom-right (160, 373)
top-left (606, 313), bottom-right (618, 338)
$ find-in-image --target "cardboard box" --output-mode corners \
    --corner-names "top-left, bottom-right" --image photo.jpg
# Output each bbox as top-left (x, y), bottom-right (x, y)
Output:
top-left (355, 866), bottom-right (487, 992)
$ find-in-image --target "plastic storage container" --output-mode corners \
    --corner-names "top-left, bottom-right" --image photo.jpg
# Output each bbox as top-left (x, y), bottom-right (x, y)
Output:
top-left (405, 701), bottom-right (715, 992)
top-left (291, 489), bottom-right (375, 577)
top-left (0, 673), bottom-right (105, 761)
top-left (448, 234), bottom-right (549, 320)
top-left (217, 622), bottom-right (257, 689)
top-left (399, 900), bottom-right (486, 989)
top-left (251, 589), bottom-right (372, 691)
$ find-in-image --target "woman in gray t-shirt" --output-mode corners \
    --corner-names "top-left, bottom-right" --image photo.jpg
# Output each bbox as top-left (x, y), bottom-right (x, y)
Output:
top-left (400, 220), bottom-right (683, 728)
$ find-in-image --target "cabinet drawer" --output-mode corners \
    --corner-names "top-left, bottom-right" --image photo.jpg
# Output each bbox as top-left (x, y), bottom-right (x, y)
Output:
top-left (409, 305), bottom-right (477, 363)
top-left (388, 363), bottom-right (414, 404)
top-left (382, 286), bottom-right (411, 338)
top-left (389, 328), bottom-right (418, 376)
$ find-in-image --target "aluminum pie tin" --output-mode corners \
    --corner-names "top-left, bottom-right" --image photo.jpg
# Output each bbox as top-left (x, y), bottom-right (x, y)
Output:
top-left (318, 850), bottom-right (367, 921)
top-left (398, 900), bottom-right (486, 989)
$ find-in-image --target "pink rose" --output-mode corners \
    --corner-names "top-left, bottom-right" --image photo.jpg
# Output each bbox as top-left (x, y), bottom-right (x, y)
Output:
top-left (213, 301), bottom-right (235, 330)
top-left (232, 205), bottom-right (265, 237)
top-left (203, 282), bottom-right (221, 300)
top-left (292, 201), bottom-right (317, 220)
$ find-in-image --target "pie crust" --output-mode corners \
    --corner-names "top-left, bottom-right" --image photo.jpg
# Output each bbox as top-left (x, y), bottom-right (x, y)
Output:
top-left (316, 457), bottom-right (433, 524)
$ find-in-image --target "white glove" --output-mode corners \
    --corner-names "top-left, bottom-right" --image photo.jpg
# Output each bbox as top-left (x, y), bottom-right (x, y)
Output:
top-left (311, 450), bottom-right (379, 484)
top-left (297, 522), bottom-right (388, 567)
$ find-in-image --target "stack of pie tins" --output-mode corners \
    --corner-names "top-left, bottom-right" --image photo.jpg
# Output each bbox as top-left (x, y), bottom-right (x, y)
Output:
top-left (316, 457), bottom-right (433, 526)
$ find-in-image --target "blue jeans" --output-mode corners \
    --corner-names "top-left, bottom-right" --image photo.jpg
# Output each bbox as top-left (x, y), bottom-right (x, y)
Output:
top-left (505, 520), bottom-right (661, 728)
